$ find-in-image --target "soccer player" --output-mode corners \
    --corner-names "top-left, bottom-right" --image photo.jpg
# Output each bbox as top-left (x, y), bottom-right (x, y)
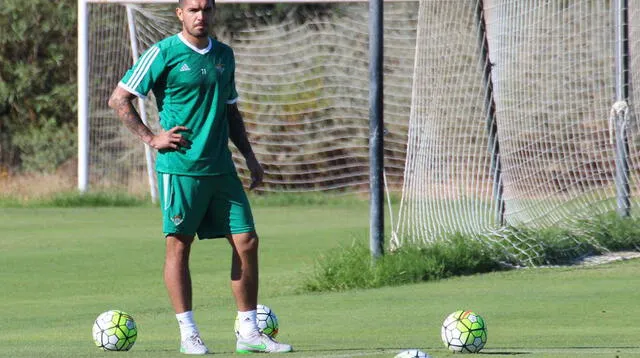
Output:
top-left (107, 0), bottom-right (292, 354)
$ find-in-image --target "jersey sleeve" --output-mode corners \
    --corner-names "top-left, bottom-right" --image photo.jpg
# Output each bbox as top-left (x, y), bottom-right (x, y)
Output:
top-left (226, 51), bottom-right (239, 104)
top-left (118, 45), bottom-right (165, 99)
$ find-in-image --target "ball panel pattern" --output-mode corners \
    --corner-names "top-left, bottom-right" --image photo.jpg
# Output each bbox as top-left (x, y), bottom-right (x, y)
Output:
top-left (92, 310), bottom-right (137, 351)
top-left (441, 310), bottom-right (487, 353)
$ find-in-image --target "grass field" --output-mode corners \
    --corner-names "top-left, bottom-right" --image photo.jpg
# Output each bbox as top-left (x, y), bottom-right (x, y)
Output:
top-left (2, 200), bottom-right (640, 357)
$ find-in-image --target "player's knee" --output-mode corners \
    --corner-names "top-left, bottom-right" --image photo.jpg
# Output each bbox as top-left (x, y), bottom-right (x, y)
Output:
top-left (165, 234), bottom-right (194, 254)
top-left (231, 231), bottom-right (259, 254)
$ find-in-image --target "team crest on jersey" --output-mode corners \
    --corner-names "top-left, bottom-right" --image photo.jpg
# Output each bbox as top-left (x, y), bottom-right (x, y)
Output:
top-left (171, 214), bottom-right (184, 226)
top-left (215, 63), bottom-right (225, 74)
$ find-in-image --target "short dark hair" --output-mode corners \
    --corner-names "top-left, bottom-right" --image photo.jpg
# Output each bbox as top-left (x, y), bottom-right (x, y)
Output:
top-left (178, 0), bottom-right (215, 8)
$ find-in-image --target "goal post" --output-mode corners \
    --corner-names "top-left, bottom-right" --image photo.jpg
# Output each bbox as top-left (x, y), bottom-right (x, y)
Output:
top-left (613, 0), bottom-right (631, 217)
top-left (123, 4), bottom-right (157, 203)
top-left (78, 0), bottom-right (159, 201)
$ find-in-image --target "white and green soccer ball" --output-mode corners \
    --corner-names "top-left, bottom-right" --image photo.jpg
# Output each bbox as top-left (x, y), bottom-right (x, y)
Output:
top-left (441, 310), bottom-right (487, 353)
top-left (234, 304), bottom-right (279, 338)
top-left (394, 349), bottom-right (431, 358)
top-left (92, 310), bottom-right (137, 351)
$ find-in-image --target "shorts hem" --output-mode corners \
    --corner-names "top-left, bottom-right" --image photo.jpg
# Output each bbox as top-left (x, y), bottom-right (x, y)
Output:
top-left (163, 232), bottom-right (196, 237)
top-left (197, 227), bottom-right (256, 240)
top-left (197, 233), bottom-right (227, 240)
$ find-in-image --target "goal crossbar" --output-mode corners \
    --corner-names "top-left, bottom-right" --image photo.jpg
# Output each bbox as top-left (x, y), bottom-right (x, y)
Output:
top-left (85, 0), bottom-right (414, 3)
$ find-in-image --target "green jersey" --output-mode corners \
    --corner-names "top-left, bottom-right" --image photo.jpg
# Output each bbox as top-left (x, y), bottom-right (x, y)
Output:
top-left (119, 33), bottom-right (239, 175)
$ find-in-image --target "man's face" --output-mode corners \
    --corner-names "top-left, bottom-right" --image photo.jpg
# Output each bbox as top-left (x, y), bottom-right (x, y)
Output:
top-left (177, 0), bottom-right (215, 38)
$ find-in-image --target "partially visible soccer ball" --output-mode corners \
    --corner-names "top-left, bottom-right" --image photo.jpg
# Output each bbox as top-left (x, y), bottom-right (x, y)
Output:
top-left (234, 304), bottom-right (279, 338)
top-left (441, 310), bottom-right (487, 353)
top-left (92, 310), bottom-right (137, 351)
top-left (394, 349), bottom-right (431, 358)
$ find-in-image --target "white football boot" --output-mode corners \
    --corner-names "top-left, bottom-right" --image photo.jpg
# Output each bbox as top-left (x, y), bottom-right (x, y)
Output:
top-left (236, 332), bottom-right (292, 353)
top-left (180, 333), bottom-right (210, 355)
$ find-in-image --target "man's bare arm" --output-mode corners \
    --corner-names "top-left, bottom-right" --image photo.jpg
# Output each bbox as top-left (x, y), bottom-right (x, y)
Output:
top-left (228, 103), bottom-right (263, 189)
top-left (228, 103), bottom-right (256, 159)
top-left (108, 86), bottom-right (155, 145)
top-left (108, 86), bottom-right (189, 151)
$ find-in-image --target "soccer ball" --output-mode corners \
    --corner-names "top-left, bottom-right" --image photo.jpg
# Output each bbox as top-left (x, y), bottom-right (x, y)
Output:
top-left (92, 310), bottom-right (137, 351)
top-left (394, 349), bottom-right (431, 358)
top-left (234, 304), bottom-right (279, 338)
top-left (441, 310), bottom-right (487, 353)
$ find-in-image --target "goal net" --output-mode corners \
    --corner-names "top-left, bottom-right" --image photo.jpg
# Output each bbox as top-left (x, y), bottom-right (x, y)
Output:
top-left (81, 0), bottom-right (418, 194)
top-left (393, 0), bottom-right (640, 265)
top-left (83, 0), bottom-right (640, 265)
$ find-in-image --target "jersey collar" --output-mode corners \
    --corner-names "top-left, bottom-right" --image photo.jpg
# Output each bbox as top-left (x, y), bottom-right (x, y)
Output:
top-left (177, 33), bottom-right (212, 55)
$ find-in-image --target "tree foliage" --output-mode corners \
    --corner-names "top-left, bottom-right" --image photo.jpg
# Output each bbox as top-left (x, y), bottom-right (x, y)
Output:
top-left (0, 0), bottom-right (77, 172)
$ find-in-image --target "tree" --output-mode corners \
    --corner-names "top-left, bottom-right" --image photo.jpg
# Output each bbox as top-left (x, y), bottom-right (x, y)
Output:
top-left (0, 0), bottom-right (77, 173)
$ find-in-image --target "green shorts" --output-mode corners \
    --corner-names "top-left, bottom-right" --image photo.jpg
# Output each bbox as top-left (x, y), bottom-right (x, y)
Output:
top-left (157, 172), bottom-right (255, 239)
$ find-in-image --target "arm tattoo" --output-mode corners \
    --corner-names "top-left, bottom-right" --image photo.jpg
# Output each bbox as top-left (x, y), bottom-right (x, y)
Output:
top-left (109, 92), bottom-right (154, 144)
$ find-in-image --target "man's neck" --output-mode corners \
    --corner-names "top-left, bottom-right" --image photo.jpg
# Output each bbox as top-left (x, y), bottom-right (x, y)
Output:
top-left (181, 31), bottom-right (209, 49)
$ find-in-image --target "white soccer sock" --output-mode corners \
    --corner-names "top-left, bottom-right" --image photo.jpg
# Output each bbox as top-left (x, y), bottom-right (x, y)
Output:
top-left (176, 311), bottom-right (199, 341)
top-left (237, 310), bottom-right (260, 337)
